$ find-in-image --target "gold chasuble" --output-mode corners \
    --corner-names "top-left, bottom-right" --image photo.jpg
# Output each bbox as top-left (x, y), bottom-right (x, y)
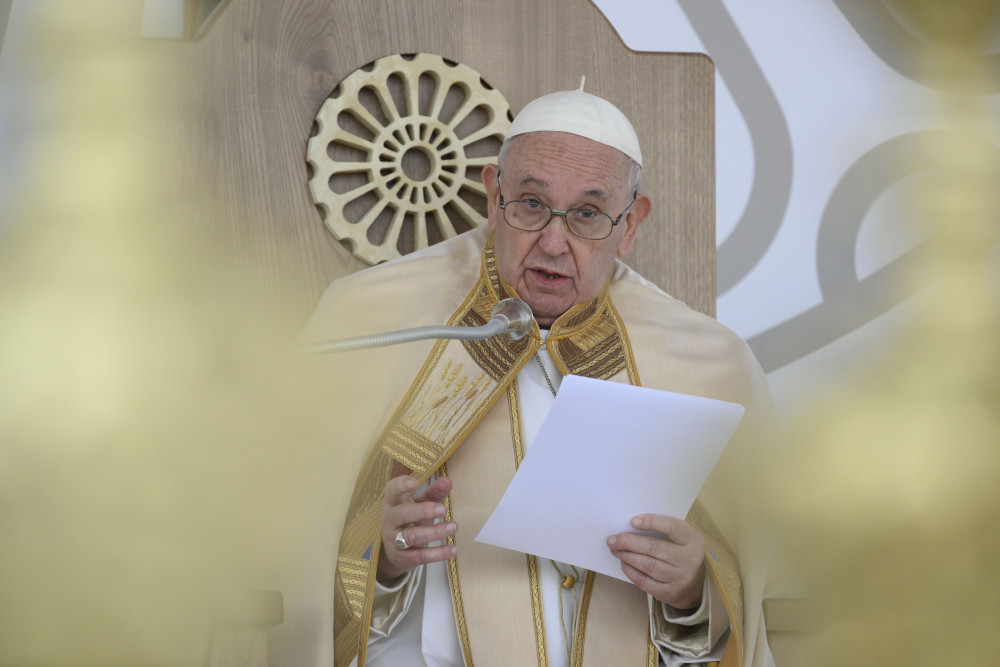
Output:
top-left (310, 227), bottom-right (769, 667)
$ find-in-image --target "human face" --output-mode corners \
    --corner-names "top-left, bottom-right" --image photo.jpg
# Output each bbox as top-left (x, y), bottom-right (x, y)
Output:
top-left (483, 132), bottom-right (650, 327)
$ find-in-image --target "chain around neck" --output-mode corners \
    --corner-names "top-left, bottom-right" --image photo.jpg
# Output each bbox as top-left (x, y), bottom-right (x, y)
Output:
top-left (532, 352), bottom-right (558, 398)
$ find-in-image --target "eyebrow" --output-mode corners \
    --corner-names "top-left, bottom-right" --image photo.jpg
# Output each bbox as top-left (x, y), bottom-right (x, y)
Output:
top-left (516, 176), bottom-right (611, 202)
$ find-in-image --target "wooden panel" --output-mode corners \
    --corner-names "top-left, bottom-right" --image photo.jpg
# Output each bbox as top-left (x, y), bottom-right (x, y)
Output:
top-left (165, 0), bottom-right (714, 326)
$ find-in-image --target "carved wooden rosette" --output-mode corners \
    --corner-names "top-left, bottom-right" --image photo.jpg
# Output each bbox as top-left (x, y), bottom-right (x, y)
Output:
top-left (307, 53), bottom-right (512, 264)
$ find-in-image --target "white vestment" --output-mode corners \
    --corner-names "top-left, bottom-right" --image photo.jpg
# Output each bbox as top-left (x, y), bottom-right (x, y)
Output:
top-left (300, 226), bottom-right (776, 667)
top-left (363, 336), bottom-right (729, 667)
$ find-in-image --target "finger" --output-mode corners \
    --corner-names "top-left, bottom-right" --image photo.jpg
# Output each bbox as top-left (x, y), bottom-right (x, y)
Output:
top-left (384, 475), bottom-right (419, 505)
top-left (611, 549), bottom-right (705, 609)
top-left (379, 542), bottom-right (459, 582)
top-left (607, 532), bottom-right (685, 566)
top-left (619, 559), bottom-right (666, 593)
top-left (630, 514), bottom-right (699, 545)
top-left (385, 496), bottom-right (447, 529)
top-left (609, 544), bottom-right (676, 583)
top-left (394, 521), bottom-right (458, 551)
top-left (616, 554), bottom-right (703, 609)
top-left (393, 543), bottom-right (459, 569)
top-left (414, 476), bottom-right (452, 505)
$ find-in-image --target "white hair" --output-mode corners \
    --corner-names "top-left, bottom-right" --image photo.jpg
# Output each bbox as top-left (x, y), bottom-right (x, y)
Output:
top-left (496, 134), bottom-right (642, 196)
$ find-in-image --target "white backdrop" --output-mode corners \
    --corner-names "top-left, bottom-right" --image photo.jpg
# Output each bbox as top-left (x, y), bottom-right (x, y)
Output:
top-left (595, 0), bottom-right (1000, 414)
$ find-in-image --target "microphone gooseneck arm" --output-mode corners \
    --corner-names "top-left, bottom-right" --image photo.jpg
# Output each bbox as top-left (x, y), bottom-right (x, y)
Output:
top-left (296, 298), bottom-right (534, 355)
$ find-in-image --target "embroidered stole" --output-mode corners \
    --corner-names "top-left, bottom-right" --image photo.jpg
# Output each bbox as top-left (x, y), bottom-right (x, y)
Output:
top-left (333, 242), bottom-right (743, 667)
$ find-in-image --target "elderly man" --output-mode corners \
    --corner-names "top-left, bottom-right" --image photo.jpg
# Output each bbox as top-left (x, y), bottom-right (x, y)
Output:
top-left (300, 88), bottom-right (773, 667)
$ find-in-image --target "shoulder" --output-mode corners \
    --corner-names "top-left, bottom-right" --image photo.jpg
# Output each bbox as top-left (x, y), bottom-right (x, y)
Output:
top-left (609, 261), bottom-right (766, 403)
top-left (297, 226), bottom-right (489, 345)
top-left (609, 260), bottom-right (745, 351)
top-left (330, 225), bottom-right (487, 294)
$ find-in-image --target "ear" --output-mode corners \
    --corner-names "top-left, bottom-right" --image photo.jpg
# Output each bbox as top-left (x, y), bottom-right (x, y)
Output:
top-left (482, 163), bottom-right (501, 231)
top-left (616, 193), bottom-right (651, 258)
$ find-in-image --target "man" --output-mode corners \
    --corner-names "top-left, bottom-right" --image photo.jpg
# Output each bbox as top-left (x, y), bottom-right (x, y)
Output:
top-left (299, 88), bottom-right (773, 666)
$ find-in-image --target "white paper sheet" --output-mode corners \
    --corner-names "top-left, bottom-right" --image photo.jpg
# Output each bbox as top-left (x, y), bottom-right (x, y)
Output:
top-left (475, 374), bottom-right (745, 582)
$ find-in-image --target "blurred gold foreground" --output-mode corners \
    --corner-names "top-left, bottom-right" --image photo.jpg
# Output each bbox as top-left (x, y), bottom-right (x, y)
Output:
top-left (1, 1), bottom-right (999, 665)
top-left (760, 2), bottom-right (1000, 665)
top-left (0, 4), bottom-right (356, 664)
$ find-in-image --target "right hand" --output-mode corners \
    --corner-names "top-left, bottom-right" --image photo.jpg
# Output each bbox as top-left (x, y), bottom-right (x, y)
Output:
top-left (377, 475), bottom-right (459, 583)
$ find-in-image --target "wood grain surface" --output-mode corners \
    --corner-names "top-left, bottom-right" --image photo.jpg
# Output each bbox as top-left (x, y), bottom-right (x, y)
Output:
top-left (162, 0), bottom-right (715, 326)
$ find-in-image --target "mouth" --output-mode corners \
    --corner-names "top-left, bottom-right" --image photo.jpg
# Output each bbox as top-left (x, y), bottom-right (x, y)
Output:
top-left (535, 269), bottom-right (564, 280)
top-left (529, 268), bottom-right (570, 287)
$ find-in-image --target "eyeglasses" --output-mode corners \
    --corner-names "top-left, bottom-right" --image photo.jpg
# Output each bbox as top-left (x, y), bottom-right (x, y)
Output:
top-left (497, 173), bottom-right (636, 241)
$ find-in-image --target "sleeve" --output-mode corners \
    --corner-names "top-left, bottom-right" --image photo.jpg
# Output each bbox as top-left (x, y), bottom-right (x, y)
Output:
top-left (368, 565), bottom-right (424, 641)
top-left (651, 574), bottom-right (730, 665)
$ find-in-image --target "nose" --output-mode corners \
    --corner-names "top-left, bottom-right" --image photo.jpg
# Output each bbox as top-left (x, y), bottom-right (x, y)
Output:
top-left (537, 212), bottom-right (572, 255)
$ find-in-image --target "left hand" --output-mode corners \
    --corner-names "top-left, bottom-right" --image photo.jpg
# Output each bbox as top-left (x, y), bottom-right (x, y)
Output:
top-left (607, 514), bottom-right (705, 610)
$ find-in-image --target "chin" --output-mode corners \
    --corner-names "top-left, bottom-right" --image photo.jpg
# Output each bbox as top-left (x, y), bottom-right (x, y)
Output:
top-left (532, 308), bottom-right (565, 328)
top-left (522, 294), bottom-right (574, 327)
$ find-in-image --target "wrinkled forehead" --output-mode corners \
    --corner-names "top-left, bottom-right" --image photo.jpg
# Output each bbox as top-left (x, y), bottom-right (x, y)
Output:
top-left (500, 132), bottom-right (633, 197)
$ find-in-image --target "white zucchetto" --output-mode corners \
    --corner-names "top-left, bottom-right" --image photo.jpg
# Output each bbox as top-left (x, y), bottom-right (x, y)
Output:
top-left (506, 80), bottom-right (643, 167)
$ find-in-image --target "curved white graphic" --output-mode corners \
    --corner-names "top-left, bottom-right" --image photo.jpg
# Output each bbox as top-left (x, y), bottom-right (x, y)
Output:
top-left (592, 1), bottom-right (1000, 404)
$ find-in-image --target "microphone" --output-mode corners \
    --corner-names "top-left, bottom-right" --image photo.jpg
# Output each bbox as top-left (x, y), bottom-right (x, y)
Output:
top-left (296, 298), bottom-right (534, 355)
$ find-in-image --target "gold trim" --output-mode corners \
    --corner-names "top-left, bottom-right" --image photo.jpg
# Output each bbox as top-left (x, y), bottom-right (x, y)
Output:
top-left (509, 382), bottom-right (548, 666)
top-left (333, 239), bottom-right (746, 665)
top-left (570, 571), bottom-right (596, 666)
top-left (336, 250), bottom-right (541, 664)
top-left (526, 554), bottom-right (548, 667)
top-left (333, 618), bottom-right (360, 667)
top-left (707, 564), bottom-right (741, 663)
top-left (441, 461), bottom-right (476, 667)
top-left (382, 424), bottom-right (443, 476)
top-left (461, 286), bottom-right (535, 381)
top-left (336, 556), bottom-right (372, 619)
top-left (334, 272), bottom-right (532, 666)
top-left (356, 539), bottom-right (381, 667)
top-left (509, 382), bottom-right (526, 467)
top-left (547, 282), bottom-right (628, 381)
top-left (609, 301), bottom-right (641, 386)
top-left (688, 500), bottom-right (744, 667)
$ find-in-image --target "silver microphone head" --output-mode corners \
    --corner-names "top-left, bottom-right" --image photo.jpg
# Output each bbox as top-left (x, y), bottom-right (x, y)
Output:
top-left (489, 298), bottom-right (534, 340)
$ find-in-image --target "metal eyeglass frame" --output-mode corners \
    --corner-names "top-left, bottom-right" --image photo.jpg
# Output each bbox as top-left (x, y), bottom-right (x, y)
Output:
top-left (496, 171), bottom-right (636, 241)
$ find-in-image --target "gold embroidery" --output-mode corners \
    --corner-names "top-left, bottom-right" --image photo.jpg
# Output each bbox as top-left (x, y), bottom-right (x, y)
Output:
top-left (334, 237), bottom-right (743, 667)
top-left (337, 505), bottom-right (381, 557)
top-left (401, 360), bottom-right (493, 443)
top-left (461, 286), bottom-right (535, 381)
top-left (334, 280), bottom-right (502, 665)
top-left (337, 556), bottom-right (371, 619)
top-left (688, 499), bottom-right (744, 665)
top-left (509, 382), bottom-right (526, 467)
top-left (482, 239), bottom-right (503, 298)
top-left (571, 571), bottom-right (596, 666)
top-left (345, 453), bottom-right (393, 529)
top-left (356, 540), bottom-right (380, 667)
top-left (381, 424), bottom-right (441, 477)
top-left (509, 382), bottom-right (548, 667)
top-left (609, 301), bottom-right (641, 386)
top-left (441, 461), bottom-right (476, 667)
top-left (333, 618), bottom-right (360, 667)
top-left (547, 282), bottom-right (627, 381)
top-left (527, 554), bottom-right (548, 667)
top-left (565, 335), bottom-right (625, 380)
